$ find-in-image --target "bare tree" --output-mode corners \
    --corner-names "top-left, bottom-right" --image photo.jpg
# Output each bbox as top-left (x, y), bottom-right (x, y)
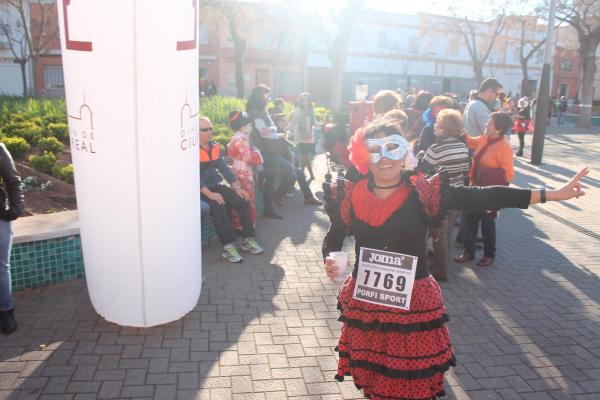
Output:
top-left (199, 0), bottom-right (253, 98)
top-left (311, 0), bottom-right (364, 111)
top-left (554, 0), bottom-right (600, 128)
top-left (455, 15), bottom-right (507, 85)
top-left (514, 16), bottom-right (546, 98)
top-left (0, 8), bottom-right (29, 96)
top-left (428, 8), bottom-right (507, 85)
top-left (2, 0), bottom-right (59, 97)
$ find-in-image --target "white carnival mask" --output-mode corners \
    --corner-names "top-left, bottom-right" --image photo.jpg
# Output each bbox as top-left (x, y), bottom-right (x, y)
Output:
top-left (366, 134), bottom-right (410, 164)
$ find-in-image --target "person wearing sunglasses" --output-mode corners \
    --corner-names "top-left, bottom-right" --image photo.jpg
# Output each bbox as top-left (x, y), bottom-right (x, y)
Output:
top-left (199, 117), bottom-right (263, 263)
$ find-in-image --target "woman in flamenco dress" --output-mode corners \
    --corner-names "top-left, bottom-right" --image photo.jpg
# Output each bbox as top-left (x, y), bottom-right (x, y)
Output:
top-left (322, 118), bottom-right (588, 400)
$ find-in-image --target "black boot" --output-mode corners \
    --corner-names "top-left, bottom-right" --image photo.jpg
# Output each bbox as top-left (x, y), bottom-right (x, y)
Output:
top-left (0, 309), bottom-right (17, 334)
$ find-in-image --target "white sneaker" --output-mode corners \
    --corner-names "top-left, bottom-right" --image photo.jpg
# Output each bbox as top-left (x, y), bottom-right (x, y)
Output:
top-left (222, 244), bottom-right (243, 263)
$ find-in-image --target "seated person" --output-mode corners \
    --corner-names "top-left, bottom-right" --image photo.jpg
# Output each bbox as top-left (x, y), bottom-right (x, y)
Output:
top-left (201, 200), bottom-right (209, 220)
top-left (199, 117), bottom-right (263, 263)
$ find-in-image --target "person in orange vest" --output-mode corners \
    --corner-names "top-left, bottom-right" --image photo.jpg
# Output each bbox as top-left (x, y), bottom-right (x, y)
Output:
top-left (199, 117), bottom-right (263, 263)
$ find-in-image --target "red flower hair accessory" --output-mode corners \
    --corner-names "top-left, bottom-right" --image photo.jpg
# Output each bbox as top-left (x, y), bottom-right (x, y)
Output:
top-left (347, 128), bottom-right (370, 175)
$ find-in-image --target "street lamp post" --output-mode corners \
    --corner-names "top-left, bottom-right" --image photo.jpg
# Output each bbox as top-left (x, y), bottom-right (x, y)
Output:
top-left (531, 0), bottom-right (557, 165)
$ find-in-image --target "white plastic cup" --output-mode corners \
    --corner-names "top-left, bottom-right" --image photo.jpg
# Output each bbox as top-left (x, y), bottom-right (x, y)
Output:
top-left (329, 251), bottom-right (348, 283)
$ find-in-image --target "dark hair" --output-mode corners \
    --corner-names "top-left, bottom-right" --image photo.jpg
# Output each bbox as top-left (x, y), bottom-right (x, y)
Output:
top-left (414, 91), bottom-right (434, 111)
top-left (364, 119), bottom-right (403, 139)
top-left (246, 85), bottom-right (270, 114)
top-left (373, 90), bottom-right (403, 115)
top-left (479, 78), bottom-right (502, 94)
top-left (489, 111), bottom-right (512, 135)
top-left (298, 92), bottom-right (314, 111)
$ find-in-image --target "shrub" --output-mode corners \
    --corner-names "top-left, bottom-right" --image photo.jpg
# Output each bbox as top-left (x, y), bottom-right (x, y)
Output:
top-left (2, 121), bottom-right (44, 144)
top-left (38, 136), bottom-right (65, 154)
top-left (210, 123), bottom-right (232, 149)
top-left (51, 164), bottom-right (74, 183)
top-left (46, 122), bottom-right (69, 141)
top-left (199, 96), bottom-right (246, 126)
top-left (22, 176), bottom-right (39, 192)
top-left (9, 113), bottom-right (28, 123)
top-left (315, 106), bottom-right (334, 123)
top-left (29, 151), bottom-right (57, 175)
top-left (42, 114), bottom-right (67, 126)
top-left (60, 164), bottom-right (74, 184)
top-left (1, 136), bottom-right (30, 160)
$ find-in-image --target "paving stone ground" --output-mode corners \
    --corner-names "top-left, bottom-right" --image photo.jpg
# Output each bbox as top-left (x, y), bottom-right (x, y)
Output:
top-left (2, 124), bottom-right (600, 400)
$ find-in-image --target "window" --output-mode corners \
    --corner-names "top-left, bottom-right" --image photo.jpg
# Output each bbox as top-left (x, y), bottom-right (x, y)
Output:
top-left (559, 83), bottom-right (568, 97)
top-left (409, 37), bottom-right (419, 55)
top-left (198, 23), bottom-right (209, 45)
top-left (256, 69), bottom-right (270, 86)
top-left (274, 71), bottom-right (302, 96)
top-left (43, 65), bottom-right (64, 89)
top-left (560, 59), bottom-right (572, 71)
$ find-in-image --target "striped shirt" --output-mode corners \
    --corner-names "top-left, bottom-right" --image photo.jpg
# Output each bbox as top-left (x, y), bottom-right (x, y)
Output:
top-left (422, 137), bottom-right (470, 186)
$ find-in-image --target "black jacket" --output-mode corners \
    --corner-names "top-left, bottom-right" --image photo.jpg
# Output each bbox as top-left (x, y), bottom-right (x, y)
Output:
top-left (416, 123), bottom-right (436, 154)
top-left (0, 143), bottom-right (23, 221)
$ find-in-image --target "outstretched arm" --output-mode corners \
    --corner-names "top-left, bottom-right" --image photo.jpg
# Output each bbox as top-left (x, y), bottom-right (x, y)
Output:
top-left (530, 167), bottom-right (588, 204)
top-left (448, 167), bottom-right (588, 211)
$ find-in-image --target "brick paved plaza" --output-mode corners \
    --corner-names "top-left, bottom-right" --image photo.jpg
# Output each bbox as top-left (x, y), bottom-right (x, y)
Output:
top-left (2, 126), bottom-right (600, 400)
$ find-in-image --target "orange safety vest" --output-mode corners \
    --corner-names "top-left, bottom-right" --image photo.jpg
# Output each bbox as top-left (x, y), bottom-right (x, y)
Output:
top-left (199, 142), bottom-right (220, 163)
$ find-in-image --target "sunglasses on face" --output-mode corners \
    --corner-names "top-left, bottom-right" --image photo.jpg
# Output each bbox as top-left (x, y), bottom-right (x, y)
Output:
top-left (200, 127), bottom-right (213, 132)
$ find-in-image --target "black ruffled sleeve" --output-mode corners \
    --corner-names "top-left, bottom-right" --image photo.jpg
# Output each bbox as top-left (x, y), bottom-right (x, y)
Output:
top-left (448, 185), bottom-right (531, 211)
top-left (409, 169), bottom-right (450, 227)
top-left (322, 179), bottom-right (353, 260)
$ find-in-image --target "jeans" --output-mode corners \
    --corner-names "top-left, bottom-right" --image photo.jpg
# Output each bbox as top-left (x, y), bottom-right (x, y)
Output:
top-left (517, 132), bottom-right (525, 155)
top-left (294, 168), bottom-right (315, 200)
top-left (262, 154), bottom-right (296, 213)
top-left (557, 110), bottom-right (563, 126)
top-left (464, 211), bottom-right (496, 259)
top-left (0, 221), bottom-right (13, 311)
top-left (202, 185), bottom-right (255, 246)
top-left (201, 200), bottom-right (210, 220)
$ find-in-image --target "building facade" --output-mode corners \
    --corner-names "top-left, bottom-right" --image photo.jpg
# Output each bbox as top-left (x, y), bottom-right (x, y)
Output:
top-left (1, 3), bottom-right (597, 106)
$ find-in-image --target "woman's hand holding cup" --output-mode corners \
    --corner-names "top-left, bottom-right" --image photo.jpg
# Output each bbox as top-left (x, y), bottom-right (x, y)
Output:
top-left (325, 251), bottom-right (348, 283)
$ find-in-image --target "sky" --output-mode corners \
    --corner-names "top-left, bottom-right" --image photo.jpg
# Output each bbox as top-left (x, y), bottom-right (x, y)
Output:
top-left (289, 0), bottom-right (542, 20)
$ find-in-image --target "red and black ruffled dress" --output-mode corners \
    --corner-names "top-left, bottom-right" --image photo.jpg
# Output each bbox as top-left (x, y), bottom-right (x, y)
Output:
top-left (322, 171), bottom-right (531, 400)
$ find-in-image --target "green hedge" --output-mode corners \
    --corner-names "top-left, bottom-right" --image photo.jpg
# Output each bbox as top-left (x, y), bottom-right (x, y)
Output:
top-left (38, 136), bottom-right (65, 154)
top-left (1, 95), bottom-right (333, 183)
top-left (29, 151), bottom-right (57, 175)
top-left (1, 137), bottom-right (30, 160)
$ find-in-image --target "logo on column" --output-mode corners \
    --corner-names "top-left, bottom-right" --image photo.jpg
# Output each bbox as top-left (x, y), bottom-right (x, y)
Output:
top-left (176, 0), bottom-right (198, 51)
top-left (68, 96), bottom-right (97, 154)
top-left (62, 0), bottom-right (93, 52)
top-left (180, 97), bottom-right (199, 151)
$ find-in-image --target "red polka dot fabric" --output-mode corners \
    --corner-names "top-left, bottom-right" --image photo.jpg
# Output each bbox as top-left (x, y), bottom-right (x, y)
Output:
top-left (410, 173), bottom-right (443, 219)
top-left (335, 275), bottom-right (455, 400)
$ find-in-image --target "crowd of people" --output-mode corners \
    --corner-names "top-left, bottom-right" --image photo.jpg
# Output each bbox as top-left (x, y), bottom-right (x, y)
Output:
top-left (199, 85), bottom-right (323, 264)
top-left (321, 77), bottom-right (588, 399)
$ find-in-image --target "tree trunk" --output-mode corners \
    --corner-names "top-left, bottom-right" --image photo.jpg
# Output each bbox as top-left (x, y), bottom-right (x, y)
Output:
top-left (233, 39), bottom-right (246, 98)
top-left (330, 48), bottom-right (349, 112)
top-left (19, 61), bottom-right (28, 97)
top-left (473, 62), bottom-right (483, 87)
top-left (30, 54), bottom-right (39, 97)
top-left (520, 58), bottom-right (530, 97)
top-left (577, 49), bottom-right (596, 129)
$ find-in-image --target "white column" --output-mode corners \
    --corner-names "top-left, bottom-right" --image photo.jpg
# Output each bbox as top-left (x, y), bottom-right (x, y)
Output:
top-left (57, 0), bottom-right (202, 327)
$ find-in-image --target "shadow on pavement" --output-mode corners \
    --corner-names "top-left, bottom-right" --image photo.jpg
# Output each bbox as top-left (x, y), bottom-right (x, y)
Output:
top-left (443, 208), bottom-right (600, 398)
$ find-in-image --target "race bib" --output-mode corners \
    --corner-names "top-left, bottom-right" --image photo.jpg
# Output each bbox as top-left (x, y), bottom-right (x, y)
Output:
top-left (353, 247), bottom-right (418, 310)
